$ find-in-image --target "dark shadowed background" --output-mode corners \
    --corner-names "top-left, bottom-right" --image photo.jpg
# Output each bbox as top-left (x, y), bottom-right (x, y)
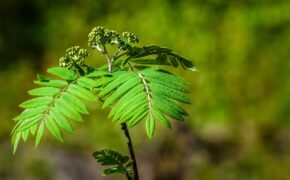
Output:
top-left (1, 0), bottom-right (290, 179)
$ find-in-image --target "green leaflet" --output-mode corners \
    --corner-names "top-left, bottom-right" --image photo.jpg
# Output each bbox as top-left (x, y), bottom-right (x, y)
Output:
top-left (37, 73), bottom-right (52, 81)
top-left (99, 71), bottom-right (136, 97)
top-left (103, 166), bottom-right (127, 176)
top-left (35, 121), bottom-right (44, 147)
top-left (116, 99), bottom-right (147, 122)
top-left (154, 95), bottom-right (188, 116)
top-left (146, 78), bottom-right (189, 93)
top-left (111, 93), bottom-right (146, 121)
top-left (55, 97), bottom-right (83, 122)
top-left (28, 87), bottom-right (60, 96)
top-left (151, 87), bottom-right (188, 121)
top-left (45, 115), bottom-right (63, 142)
top-left (12, 132), bottom-right (21, 154)
top-left (152, 97), bottom-right (184, 121)
top-left (19, 96), bottom-right (53, 108)
top-left (68, 84), bottom-right (96, 101)
top-left (108, 84), bottom-right (144, 118)
top-left (30, 124), bottom-right (37, 135)
top-left (13, 106), bottom-right (47, 121)
top-left (22, 129), bottom-right (30, 141)
top-left (102, 77), bottom-right (141, 108)
top-left (47, 67), bottom-right (77, 80)
top-left (152, 109), bottom-right (172, 128)
top-left (15, 114), bottom-right (42, 132)
top-left (131, 58), bottom-right (171, 65)
top-left (94, 76), bottom-right (114, 88)
top-left (169, 56), bottom-right (178, 67)
top-left (127, 106), bottom-right (149, 124)
top-left (146, 113), bottom-right (155, 138)
top-left (141, 68), bottom-right (189, 85)
top-left (86, 70), bottom-right (108, 78)
top-left (149, 83), bottom-right (191, 104)
top-left (61, 92), bottom-right (89, 114)
top-left (34, 80), bottom-right (68, 87)
top-left (50, 108), bottom-right (74, 134)
top-left (77, 77), bottom-right (98, 90)
top-left (128, 109), bottom-right (148, 127)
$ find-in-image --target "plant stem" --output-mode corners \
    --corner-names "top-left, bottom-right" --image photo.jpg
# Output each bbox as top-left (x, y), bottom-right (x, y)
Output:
top-left (102, 45), bottom-right (139, 180)
top-left (121, 123), bottom-right (139, 180)
top-left (101, 44), bottom-right (113, 74)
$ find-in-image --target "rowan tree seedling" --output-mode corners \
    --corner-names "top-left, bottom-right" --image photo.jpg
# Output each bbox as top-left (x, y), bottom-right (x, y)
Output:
top-left (11, 26), bottom-right (195, 180)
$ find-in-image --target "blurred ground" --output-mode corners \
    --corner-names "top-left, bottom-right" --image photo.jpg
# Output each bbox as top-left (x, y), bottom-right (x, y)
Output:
top-left (1, 0), bottom-right (290, 179)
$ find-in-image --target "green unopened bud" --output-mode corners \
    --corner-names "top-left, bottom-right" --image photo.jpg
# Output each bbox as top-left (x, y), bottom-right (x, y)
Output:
top-left (59, 46), bottom-right (91, 70)
top-left (88, 26), bottom-right (120, 48)
top-left (122, 32), bottom-right (139, 43)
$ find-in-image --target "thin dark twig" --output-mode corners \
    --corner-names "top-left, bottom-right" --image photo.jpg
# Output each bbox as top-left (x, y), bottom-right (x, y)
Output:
top-left (121, 123), bottom-right (139, 180)
top-left (128, 62), bottom-right (134, 71)
top-left (113, 51), bottom-right (129, 60)
top-left (112, 46), bottom-right (123, 60)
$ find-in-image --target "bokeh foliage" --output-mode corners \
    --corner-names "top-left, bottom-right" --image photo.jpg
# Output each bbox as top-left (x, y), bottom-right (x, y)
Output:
top-left (0, 0), bottom-right (290, 179)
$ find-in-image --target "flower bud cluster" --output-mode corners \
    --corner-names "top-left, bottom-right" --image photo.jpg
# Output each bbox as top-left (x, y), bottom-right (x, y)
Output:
top-left (88, 26), bottom-right (139, 50)
top-left (59, 46), bottom-right (90, 70)
top-left (122, 32), bottom-right (139, 43)
top-left (88, 26), bottom-right (120, 48)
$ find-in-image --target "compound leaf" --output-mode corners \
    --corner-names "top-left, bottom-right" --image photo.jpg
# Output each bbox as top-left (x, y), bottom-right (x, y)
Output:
top-left (11, 66), bottom-right (99, 152)
top-left (93, 149), bottom-right (129, 165)
top-left (124, 45), bottom-right (195, 71)
top-left (101, 68), bottom-right (190, 137)
top-left (93, 149), bottom-right (132, 177)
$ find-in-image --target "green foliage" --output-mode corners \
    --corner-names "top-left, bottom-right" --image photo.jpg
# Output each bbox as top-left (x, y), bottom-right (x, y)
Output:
top-left (2, 1), bottom-right (290, 179)
top-left (11, 67), bottom-right (100, 153)
top-left (93, 149), bottom-right (133, 178)
top-left (126, 45), bottom-right (196, 71)
top-left (88, 26), bottom-right (138, 52)
top-left (98, 68), bottom-right (190, 138)
top-left (88, 26), bottom-right (120, 47)
top-left (11, 25), bottom-right (194, 179)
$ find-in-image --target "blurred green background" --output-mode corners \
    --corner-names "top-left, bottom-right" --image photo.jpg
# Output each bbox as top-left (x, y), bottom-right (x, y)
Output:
top-left (1, 0), bottom-right (290, 179)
